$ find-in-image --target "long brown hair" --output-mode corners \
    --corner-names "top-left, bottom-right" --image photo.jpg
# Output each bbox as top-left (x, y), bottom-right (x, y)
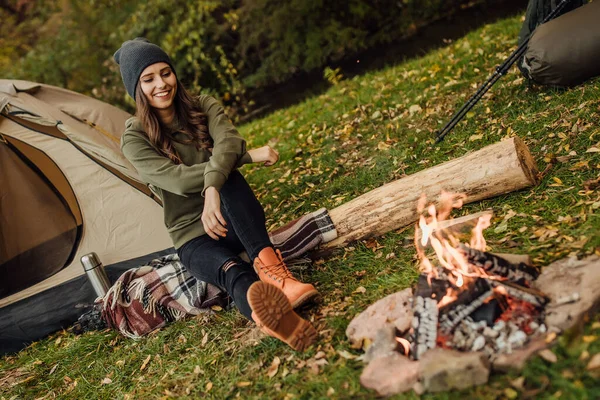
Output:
top-left (135, 77), bottom-right (213, 164)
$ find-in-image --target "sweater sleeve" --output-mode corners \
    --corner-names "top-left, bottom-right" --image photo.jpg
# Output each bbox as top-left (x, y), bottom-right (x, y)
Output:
top-left (121, 131), bottom-right (208, 197)
top-left (199, 95), bottom-right (250, 193)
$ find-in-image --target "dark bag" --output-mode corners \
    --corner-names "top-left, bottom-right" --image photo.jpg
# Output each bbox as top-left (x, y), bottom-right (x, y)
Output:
top-left (518, 0), bottom-right (586, 46)
top-left (521, 0), bottom-right (600, 86)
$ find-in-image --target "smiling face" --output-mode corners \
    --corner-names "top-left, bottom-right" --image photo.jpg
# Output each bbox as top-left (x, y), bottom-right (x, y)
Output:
top-left (139, 62), bottom-right (177, 112)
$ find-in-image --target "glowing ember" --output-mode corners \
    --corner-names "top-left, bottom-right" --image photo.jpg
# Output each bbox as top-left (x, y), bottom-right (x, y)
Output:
top-left (395, 337), bottom-right (411, 357)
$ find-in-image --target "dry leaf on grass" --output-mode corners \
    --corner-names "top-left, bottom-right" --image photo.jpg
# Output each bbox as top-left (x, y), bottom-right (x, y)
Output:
top-left (587, 354), bottom-right (600, 370)
top-left (538, 349), bottom-right (557, 363)
top-left (266, 357), bottom-right (281, 378)
top-left (140, 355), bottom-right (151, 371)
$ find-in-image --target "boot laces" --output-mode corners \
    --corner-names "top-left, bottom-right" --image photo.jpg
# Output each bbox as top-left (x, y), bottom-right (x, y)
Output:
top-left (260, 258), bottom-right (293, 282)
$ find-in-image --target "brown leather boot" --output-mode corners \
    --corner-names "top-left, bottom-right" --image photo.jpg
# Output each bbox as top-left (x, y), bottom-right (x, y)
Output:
top-left (253, 247), bottom-right (319, 308)
top-left (248, 282), bottom-right (317, 351)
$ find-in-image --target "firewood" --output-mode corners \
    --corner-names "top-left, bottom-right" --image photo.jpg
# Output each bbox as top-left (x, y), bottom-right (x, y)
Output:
top-left (459, 245), bottom-right (539, 283)
top-left (488, 280), bottom-right (549, 308)
top-left (490, 253), bottom-right (532, 266)
top-left (439, 278), bottom-right (494, 333)
top-left (321, 137), bottom-right (538, 250)
top-left (411, 275), bottom-right (441, 360)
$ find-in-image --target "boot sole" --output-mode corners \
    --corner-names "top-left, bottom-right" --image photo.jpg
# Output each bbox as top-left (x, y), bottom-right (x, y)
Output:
top-left (248, 282), bottom-right (318, 352)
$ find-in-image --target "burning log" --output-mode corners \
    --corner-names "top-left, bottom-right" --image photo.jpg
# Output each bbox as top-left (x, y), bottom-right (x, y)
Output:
top-left (489, 280), bottom-right (549, 308)
top-left (411, 275), bottom-right (445, 359)
top-left (459, 245), bottom-right (539, 283)
top-left (322, 137), bottom-right (538, 250)
top-left (439, 279), bottom-right (494, 333)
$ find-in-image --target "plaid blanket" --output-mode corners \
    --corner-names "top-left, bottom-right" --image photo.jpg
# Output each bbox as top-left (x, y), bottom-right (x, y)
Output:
top-left (101, 208), bottom-right (337, 338)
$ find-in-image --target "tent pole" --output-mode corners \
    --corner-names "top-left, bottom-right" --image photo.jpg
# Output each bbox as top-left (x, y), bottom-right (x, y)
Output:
top-left (435, 0), bottom-right (574, 143)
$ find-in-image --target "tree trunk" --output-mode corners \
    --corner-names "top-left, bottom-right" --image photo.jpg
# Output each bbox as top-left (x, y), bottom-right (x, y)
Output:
top-left (322, 137), bottom-right (538, 250)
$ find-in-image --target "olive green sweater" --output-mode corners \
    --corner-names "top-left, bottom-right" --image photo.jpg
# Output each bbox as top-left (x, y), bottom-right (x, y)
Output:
top-left (121, 95), bottom-right (253, 249)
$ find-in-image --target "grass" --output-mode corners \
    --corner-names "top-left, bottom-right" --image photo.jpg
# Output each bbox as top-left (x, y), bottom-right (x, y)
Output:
top-left (2, 14), bottom-right (600, 400)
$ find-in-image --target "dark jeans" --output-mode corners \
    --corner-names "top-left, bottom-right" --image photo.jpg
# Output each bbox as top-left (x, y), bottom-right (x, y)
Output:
top-left (177, 171), bottom-right (273, 320)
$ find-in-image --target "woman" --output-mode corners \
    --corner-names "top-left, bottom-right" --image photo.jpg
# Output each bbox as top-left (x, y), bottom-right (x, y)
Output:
top-left (114, 38), bottom-right (318, 351)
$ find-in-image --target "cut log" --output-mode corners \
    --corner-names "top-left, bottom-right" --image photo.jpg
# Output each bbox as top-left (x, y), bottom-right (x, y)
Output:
top-left (322, 137), bottom-right (538, 250)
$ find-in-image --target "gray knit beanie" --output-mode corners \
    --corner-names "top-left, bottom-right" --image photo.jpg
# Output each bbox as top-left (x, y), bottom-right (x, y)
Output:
top-left (113, 38), bottom-right (175, 99)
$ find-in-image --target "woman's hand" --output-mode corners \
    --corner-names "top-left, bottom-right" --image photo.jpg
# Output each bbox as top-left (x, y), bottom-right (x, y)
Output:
top-left (248, 145), bottom-right (279, 166)
top-left (202, 187), bottom-right (228, 240)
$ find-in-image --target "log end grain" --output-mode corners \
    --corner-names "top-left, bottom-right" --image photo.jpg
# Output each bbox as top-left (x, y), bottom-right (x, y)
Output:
top-left (513, 136), bottom-right (539, 186)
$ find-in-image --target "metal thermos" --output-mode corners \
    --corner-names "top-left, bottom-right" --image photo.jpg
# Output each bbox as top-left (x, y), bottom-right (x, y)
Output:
top-left (81, 252), bottom-right (111, 297)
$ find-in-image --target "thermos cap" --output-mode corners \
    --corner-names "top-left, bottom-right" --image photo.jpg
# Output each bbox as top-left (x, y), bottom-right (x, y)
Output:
top-left (80, 252), bottom-right (101, 271)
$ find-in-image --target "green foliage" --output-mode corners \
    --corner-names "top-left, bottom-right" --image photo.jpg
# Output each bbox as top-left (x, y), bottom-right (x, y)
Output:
top-left (235, 0), bottom-right (480, 88)
top-left (0, 1), bottom-right (57, 74)
top-left (6, 0), bottom-right (139, 110)
top-left (4, 0), bottom-right (485, 117)
top-left (323, 66), bottom-right (344, 85)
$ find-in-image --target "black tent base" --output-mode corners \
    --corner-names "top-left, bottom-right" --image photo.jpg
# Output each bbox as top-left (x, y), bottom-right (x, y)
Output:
top-left (0, 248), bottom-right (175, 355)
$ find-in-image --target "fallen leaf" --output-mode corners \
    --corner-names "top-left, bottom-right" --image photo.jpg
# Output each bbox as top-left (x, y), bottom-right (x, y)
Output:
top-left (504, 387), bottom-right (518, 399)
top-left (101, 377), bottom-right (112, 385)
top-left (206, 381), bottom-right (213, 391)
top-left (538, 349), bottom-right (557, 363)
top-left (510, 376), bottom-right (525, 390)
top-left (586, 146), bottom-right (600, 153)
top-left (545, 332), bottom-right (557, 343)
top-left (201, 332), bottom-right (209, 347)
top-left (582, 335), bottom-right (597, 343)
top-left (409, 104), bottom-right (422, 116)
top-left (469, 133), bottom-right (483, 142)
top-left (236, 381), bottom-right (252, 387)
top-left (49, 364), bottom-right (59, 375)
top-left (377, 141), bottom-right (391, 151)
top-left (370, 111), bottom-right (382, 120)
top-left (266, 357), bottom-right (281, 378)
top-left (586, 354), bottom-right (600, 370)
top-left (193, 365), bottom-right (203, 375)
top-left (353, 286), bottom-right (366, 294)
top-left (337, 350), bottom-right (357, 360)
top-left (140, 355), bottom-right (151, 371)
top-left (327, 387), bottom-right (335, 396)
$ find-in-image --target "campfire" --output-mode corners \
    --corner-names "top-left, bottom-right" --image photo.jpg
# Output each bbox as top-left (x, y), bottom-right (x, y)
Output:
top-left (348, 189), bottom-right (599, 396)
top-left (397, 192), bottom-right (549, 360)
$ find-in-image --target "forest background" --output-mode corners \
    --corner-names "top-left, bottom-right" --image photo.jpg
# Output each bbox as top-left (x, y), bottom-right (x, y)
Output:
top-left (1, 0), bottom-right (507, 120)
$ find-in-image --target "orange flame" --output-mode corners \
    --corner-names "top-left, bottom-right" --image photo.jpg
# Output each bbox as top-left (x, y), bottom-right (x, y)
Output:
top-left (414, 192), bottom-right (492, 299)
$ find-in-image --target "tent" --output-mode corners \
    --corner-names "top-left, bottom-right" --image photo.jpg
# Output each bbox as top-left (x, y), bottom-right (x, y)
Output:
top-left (0, 79), bottom-right (174, 354)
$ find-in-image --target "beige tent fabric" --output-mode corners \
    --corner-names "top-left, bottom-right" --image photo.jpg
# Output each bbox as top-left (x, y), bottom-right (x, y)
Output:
top-left (0, 80), bottom-right (142, 186)
top-left (0, 81), bottom-right (173, 307)
top-left (0, 117), bottom-right (172, 307)
top-left (0, 140), bottom-right (77, 262)
top-left (4, 134), bottom-right (82, 225)
top-left (0, 139), bottom-right (79, 297)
